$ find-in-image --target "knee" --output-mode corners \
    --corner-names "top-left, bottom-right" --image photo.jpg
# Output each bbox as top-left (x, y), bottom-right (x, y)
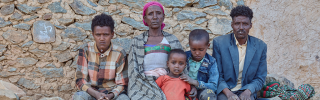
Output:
top-left (114, 94), bottom-right (130, 100)
top-left (199, 89), bottom-right (217, 100)
top-left (73, 91), bottom-right (91, 100)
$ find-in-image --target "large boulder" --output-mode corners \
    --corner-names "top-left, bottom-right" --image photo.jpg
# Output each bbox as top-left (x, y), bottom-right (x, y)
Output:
top-left (0, 89), bottom-right (17, 100)
top-left (0, 80), bottom-right (26, 97)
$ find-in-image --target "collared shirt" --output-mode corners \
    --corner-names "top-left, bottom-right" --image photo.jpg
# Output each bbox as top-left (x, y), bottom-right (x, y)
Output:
top-left (231, 35), bottom-right (247, 91)
top-left (75, 42), bottom-right (127, 98)
top-left (188, 58), bottom-right (204, 80)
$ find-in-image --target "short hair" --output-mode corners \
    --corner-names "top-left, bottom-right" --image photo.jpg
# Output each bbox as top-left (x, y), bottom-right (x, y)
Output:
top-left (230, 5), bottom-right (253, 23)
top-left (189, 29), bottom-right (209, 44)
top-left (168, 49), bottom-right (186, 60)
top-left (91, 13), bottom-right (115, 32)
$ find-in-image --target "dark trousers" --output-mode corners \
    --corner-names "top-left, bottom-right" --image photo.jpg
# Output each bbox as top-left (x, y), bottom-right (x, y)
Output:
top-left (217, 90), bottom-right (255, 100)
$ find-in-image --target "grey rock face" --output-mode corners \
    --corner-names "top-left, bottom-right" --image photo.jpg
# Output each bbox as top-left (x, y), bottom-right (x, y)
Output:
top-left (0, 0), bottom-right (14, 3)
top-left (38, 0), bottom-right (51, 4)
top-left (0, 56), bottom-right (5, 61)
top-left (2, 30), bottom-right (27, 44)
top-left (17, 78), bottom-right (40, 89)
top-left (121, 17), bottom-right (148, 30)
top-left (48, 2), bottom-right (67, 13)
top-left (194, 0), bottom-right (217, 8)
top-left (158, 0), bottom-right (191, 7)
top-left (36, 68), bottom-right (64, 78)
top-left (172, 8), bottom-right (181, 13)
top-left (16, 4), bottom-right (41, 14)
top-left (109, 0), bottom-right (145, 9)
top-left (98, 0), bottom-right (109, 6)
top-left (69, 0), bottom-right (96, 15)
top-left (43, 13), bottom-right (53, 20)
top-left (32, 20), bottom-right (56, 43)
top-left (111, 38), bottom-right (132, 54)
top-left (13, 23), bottom-right (31, 30)
top-left (183, 23), bottom-right (205, 31)
top-left (21, 41), bottom-right (33, 48)
top-left (87, 0), bottom-right (97, 7)
top-left (208, 17), bottom-right (232, 35)
top-left (53, 42), bottom-right (70, 51)
top-left (0, 45), bottom-right (7, 56)
top-left (209, 5), bottom-right (221, 10)
top-left (10, 12), bottom-right (23, 21)
top-left (0, 17), bottom-right (12, 28)
top-left (219, 0), bottom-right (233, 10)
top-left (17, 57), bottom-right (38, 67)
top-left (29, 48), bottom-right (48, 58)
top-left (74, 22), bottom-right (92, 31)
top-left (237, 0), bottom-right (245, 5)
top-left (54, 51), bottom-right (73, 62)
top-left (177, 10), bottom-right (207, 21)
top-left (0, 4), bottom-right (15, 16)
top-left (58, 18), bottom-right (74, 26)
top-left (204, 10), bottom-right (228, 16)
top-left (62, 27), bottom-right (87, 41)
top-left (59, 84), bottom-right (72, 91)
top-left (24, 15), bottom-right (39, 22)
top-left (8, 67), bottom-right (17, 72)
top-left (195, 18), bottom-right (208, 24)
top-left (54, 25), bottom-right (66, 30)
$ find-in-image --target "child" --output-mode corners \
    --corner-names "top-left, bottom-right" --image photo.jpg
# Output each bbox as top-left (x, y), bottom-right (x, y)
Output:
top-left (180, 29), bottom-right (219, 100)
top-left (156, 49), bottom-right (196, 100)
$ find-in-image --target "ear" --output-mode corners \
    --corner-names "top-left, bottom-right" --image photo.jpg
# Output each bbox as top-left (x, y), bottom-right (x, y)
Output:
top-left (166, 60), bottom-right (169, 66)
top-left (207, 42), bottom-right (210, 48)
top-left (111, 32), bottom-right (114, 37)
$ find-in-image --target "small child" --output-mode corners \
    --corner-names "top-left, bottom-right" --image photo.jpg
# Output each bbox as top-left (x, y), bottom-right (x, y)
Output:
top-left (156, 49), bottom-right (196, 100)
top-left (180, 29), bottom-right (219, 100)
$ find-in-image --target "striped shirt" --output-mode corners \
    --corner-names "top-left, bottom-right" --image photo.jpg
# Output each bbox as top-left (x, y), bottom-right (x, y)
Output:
top-left (75, 42), bottom-right (128, 98)
top-left (128, 31), bottom-right (184, 100)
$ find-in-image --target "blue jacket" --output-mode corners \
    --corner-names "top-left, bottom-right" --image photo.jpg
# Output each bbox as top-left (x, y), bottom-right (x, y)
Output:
top-left (185, 51), bottom-right (219, 92)
top-left (212, 33), bottom-right (267, 97)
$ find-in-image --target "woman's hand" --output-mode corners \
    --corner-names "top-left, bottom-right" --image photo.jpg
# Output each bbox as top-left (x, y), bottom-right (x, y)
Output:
top-left (180, 74), bottom-right (199, 86)
top-left (95, 92), bottom-right (108, 100)
top-left (105, 93), bottom-right (115, 100)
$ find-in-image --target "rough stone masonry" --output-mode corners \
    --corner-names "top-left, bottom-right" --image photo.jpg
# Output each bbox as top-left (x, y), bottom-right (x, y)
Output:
top-left (0, 0), bottom-right (319, 99)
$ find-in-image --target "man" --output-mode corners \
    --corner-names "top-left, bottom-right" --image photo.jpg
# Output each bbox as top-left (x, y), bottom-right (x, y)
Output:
top-left (212, 6), bottom-right (267, 100)
top-left (73, 13), bottom-right (129, 100)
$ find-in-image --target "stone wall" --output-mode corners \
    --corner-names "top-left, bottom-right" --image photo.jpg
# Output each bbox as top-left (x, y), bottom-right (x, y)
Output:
top-left (0, 0), bottom-right (319, 99)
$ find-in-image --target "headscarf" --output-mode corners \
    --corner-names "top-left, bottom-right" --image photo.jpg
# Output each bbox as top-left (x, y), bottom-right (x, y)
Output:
top-left (142, 1), bottom-right (166, 30)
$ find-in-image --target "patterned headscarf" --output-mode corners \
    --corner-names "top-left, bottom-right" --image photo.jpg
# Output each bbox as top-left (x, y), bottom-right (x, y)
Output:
top-left (142, 1), bottom-right (166, 30)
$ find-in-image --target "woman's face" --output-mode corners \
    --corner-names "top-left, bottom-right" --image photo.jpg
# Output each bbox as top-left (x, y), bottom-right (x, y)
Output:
top-left (144, 5), bottom-right (164, 29)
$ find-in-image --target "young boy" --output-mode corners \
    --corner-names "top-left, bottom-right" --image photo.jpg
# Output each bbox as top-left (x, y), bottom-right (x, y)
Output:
top-left (156, 49), bottom-right (196, 100)
top-left (73, 13), bottom-right (129, 100)
top-left (180, 29), bottom-right (219, 100)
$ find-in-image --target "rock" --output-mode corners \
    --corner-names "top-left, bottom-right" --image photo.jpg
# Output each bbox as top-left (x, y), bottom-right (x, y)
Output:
top-left (21, 41), bottom-right (33, 48)
top-left (209, 5), bottom-right (221, 10)
top-left (115, 24), bottom-right (133, 36)
top-left (38, 0), bottom-right (51, 4)
top-left (183, 23), bottom-right (205, 31)
top-left (0, 4), bottom-right (15, 16)
top-left (13, 23), bottom-right (31, 30)
top-left (2, 30), bottom-right (27, 44)
top-left (158, 0), bottom-right (191, 7)
top-left (0, 17), bottom-right (12, 28)
top-left (10, 12), bottom-right (23, 21)
top-left (204, 10), bottom-right (228, 16)
top-left (0, 80), bottom-right (26, 97)
top-left (16, 4), bottom-right (41, 14)
top-left (52, 42), bottom-right (70, 51)
top-left (42, 13), bottom-right (53, 20)
top-left (17, 57), bottom-right (38, 67)
top-left (121, 17), bottom-right (148, 30)
top-left (9, 76), bottom-right (19, 83)
top-left (74, 22), bottom-right (91, 31)
top-left (38, 44), bottom-right (52, 51)
top-left (24, 15), bottom-right (39, 22)
top-left (54, 51), bottom-right (73, 62)
top-left (207, 17), bottom-right (232, 35)
top-left (0, 45), bottom-right (7, 56)
top-left (59, 84), bottom-right (71, 91)
top-left (0, 72), bottom-right (19, 78)
top-left (194, 0), bottom-right (217, 8)
top-left (0, 56), bottom-right (5, 61)
top-left (45, 63), bottom-right (56, 68)
top-left (8, 67), bottom-right (16, 72)
top-left (165, 9), bottom-right (172, 17)
top-left (265, 74), bottom-right (295, 88)
top-left (172, 8), bottom-right (181, 13)
top-left (0, 89), bottom-right (17, 100)
top-left (62, 27), bottom-right (87, 41)
top-left (109, 0), bottom-right (145, 9)
top-left (177, 10), bottom-right (207, 21)
top-left (58, 18), bottom-right (74, 26)
top-left (87, 0), bottom-right (97, 7)
top-left (36, 68), bottom-right (64, 78)
top-left (103, 10), bottom-right (121, 15)
top-left (39, 97), bottom-right (64, 100)
top-left (20, 96), bottom-right (32, 100)
top-left (0, 0), bottom-right (14, 3)
top-left (48, 2), bottom-right (67, 13)
top-left (54, 25), bottom-right (66, 30)
top-left (98, 0), bottom-right (109, 6)
top-left (29, 48), bottom-right (48, 58)
top-left (17, 78), bottom-right (40, 89)
top-left (70, 0), bottom-right (96, 15)
top-left (32, 20), bottom-right (56, 43)
top-left (111, 38), bottom-right (132, 54)
top-left (195, 18), bottom-right (208, 24)
top-left (219, 0), bottom-right (233, 10)
top-left (237, 0), bottom-right (245, 6)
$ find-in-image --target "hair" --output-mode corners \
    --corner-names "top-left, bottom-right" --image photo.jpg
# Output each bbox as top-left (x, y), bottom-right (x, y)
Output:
top-left (91, 13), bottom-right (115, 32)
top-left (167, 49), bottom-right (186, 60)
top-left (189, 29), bottom-right (209, 44)
top-left (230, 5), bottom-right (253, 23)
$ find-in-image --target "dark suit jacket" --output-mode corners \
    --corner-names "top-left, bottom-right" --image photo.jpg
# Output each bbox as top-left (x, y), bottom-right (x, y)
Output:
top-left (212, 33), bottom-right (267, 97)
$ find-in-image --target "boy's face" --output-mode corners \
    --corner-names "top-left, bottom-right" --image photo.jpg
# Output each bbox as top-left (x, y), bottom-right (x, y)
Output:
top-left (167, 53), bottom-right (187, 75)
top-left (93, 26), bottom-right (114, 53)
top-left (189, 39), bottom-right (210, 62)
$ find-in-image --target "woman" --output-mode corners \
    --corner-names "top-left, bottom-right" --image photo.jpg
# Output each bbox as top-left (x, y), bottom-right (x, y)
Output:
top-left (127, 1), bottom-right (186, 100)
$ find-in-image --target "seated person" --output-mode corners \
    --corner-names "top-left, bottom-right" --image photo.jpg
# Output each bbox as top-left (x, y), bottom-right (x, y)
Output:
top-left (156, 49), bottom-right (196, 100)
top-left (180, 29), bottom-right (219, 100)
top-left (73, 13), bottom-right (129, 100)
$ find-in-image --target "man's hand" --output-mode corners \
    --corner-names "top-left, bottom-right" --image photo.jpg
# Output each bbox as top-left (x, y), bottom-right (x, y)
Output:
top-left (189, 86), bottom-right (197, 98)
top-left (180, 74), bottom-right (199, 86)
top-left (239, 89), bottom-right (251, 100)
top-left (222, 88), bottom-right (240, 100)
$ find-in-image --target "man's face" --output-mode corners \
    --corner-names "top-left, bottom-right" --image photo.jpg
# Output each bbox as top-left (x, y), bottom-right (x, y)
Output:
top-left (93, 26), bottom-right (114, 52)
top-left (189, 39), bottom-right (209, 62)
top-left (143, 6), bottom-right (165, 29)
top-left (231, 16), bottom-right (252, 40)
